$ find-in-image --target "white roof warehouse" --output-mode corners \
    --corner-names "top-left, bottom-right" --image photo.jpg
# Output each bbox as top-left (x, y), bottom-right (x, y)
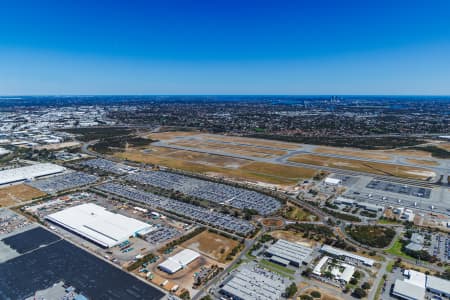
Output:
top-left (266, 239), bottom-right (313, 267)
top-left (158, 249), bottom-right (200, 274)
top-left (0, 163), bottom-right (66, 186)
top-left (45, 203), bottom-right (152, 248)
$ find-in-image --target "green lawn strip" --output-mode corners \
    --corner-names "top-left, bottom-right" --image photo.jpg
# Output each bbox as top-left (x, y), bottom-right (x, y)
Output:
top-left (258, 259), bottom-right (295, 279)
top-left (386, 238), bottom-right (414, 260)
top-left (374, 276), bottom-right (386, 300)
top-left (386, 260), bottom-right (395, 273)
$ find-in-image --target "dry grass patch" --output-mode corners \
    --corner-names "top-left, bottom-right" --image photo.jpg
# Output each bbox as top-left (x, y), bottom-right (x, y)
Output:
top-left (385, 149), bottom-right (431, 158)
top-left (204, 134), bottom-right (301, 149)
top-left (406, 158), bottom-right (439, 166)
top-left (314, 147), bottom-right (391, 160)
top-left (116, 149), bottom-right (314, 185)
top-left (270, 230), bottom-right (316, 247)
top-left (240, 162), bottom-right (318, 180)
top-left (288, 154), bottom-right (434, 180)
top-left (170, 140), bottom-right (286, 158)
top-left (0, 184), bottom-right (47, 207)
top-left (162, 149), bottom-right (251, 168)
top-left (181, 230), bottom-right (239, 263)
top-left (149, 131), bottom-right (201, 140)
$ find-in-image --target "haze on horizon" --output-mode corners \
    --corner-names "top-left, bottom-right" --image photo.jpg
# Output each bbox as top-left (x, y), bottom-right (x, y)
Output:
top-left (0, 0), bottom-right (449, 96)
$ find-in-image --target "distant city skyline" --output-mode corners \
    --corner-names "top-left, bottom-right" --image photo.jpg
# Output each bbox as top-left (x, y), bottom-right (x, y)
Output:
top-left (0, 0), bottom-right (449, 95)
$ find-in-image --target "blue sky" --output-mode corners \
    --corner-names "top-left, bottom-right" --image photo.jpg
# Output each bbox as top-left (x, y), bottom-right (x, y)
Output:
top-left (0, 0), bottom-right (449, 95)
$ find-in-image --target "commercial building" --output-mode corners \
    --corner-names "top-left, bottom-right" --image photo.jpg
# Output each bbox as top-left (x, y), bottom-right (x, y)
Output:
top-left (312, 256), bottom-right (355, 284)
top-left (219, 266), bottom-right (287, 300)
top-left (266, 239), bottom-right (312, 267)
top-left (392, 270), bottom-right (450, 300)
top-left (0, 163), bottom-right (66, 186)
top-left (158, 249), bottom-right (200, 274)
top-left (392, 280), bottom-right (426, 300)
top-left (324, 177), bottom-right (341, 186)
top-left (45, 203), bottom-right (152, 248)
top-left (334, 196), bottom-right (355, 206)
top-left (320, 245), bottom-right (374, 266)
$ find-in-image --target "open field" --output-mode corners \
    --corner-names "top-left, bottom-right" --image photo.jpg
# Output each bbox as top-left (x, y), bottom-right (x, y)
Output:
top-left (239, 162), bottom-right (318, 182)
top-left (302, 288), bottom-right (344, 300)
top-left (282, 203), bottom-right (318, 222)
top-left (114, 148), bottom-right (316, 185)
top-left (288, 154), bottom-right (434, 180)
top-left (314, 146), bottom-right (392, 160)
top-left (204, 134), bottom-right (301, 150)
top-left (0, 184), bottom-right (47, 207)
top-left (160, 149), bottom-right (251, 168)
top-left (170, 140), bottom-right (287, 158)
top-left (437, 142), bottom-right (450, 151)
top-left (405, 158), bottom-right (439, 166)
top-left (149, 131), bottom-right (202, 140)
top-left (261, 218), bottom-right (284, 227)
top-left (269, 230), bottom-right (316, 247)
top-left (181, 230), bottom-right (239, 263)
top-left (385, 149), bottom-right (431, 158)
top-left (35, 141), bottom-right (81, 150)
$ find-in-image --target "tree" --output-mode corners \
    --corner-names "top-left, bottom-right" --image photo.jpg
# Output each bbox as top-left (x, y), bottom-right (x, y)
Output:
top-left (361, 282), bottom-right (371, 290)
top-left (350, 277), bottom-right (358, 285)
top-left (285, 282), bottom-right (298, 298)
top-left (310, 291), bottom-right (321, 298)
top-left (352, 287), bottom-right (367, 299)
top-left (302, 267), bottom-right (312, 277)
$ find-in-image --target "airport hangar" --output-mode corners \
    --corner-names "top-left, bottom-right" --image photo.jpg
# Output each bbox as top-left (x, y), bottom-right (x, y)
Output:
top-left (0, 163), bottom-right (66, 186)
top-left (45, 203), bottom-right (152, 248)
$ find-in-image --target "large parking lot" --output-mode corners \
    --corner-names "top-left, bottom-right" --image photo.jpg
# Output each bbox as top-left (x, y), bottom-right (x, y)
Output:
top-left (96, 182), bottom-right (254, 235)
top-left (429, 233), bottom-right (450, 263)
top-left (126, 170), bottom-right (281, 215)
top-left (27, 171), bottom-right (98, 193)
top-left (366, 180), bottom-right (431, 199)
top-left (80, 158), bottom-right (137, 175)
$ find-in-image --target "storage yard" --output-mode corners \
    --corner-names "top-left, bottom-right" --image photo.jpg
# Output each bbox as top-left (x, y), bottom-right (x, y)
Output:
top-left (126, 170), bottom-right (281, 215)
top-left (28, 171), bottom-right (98, 193)
top-left (96, 183), bottom-right (255, 235)
top-left (80, 158), bottom-right (137, 175)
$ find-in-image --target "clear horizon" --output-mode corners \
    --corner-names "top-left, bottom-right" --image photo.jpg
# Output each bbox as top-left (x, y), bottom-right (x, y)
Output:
top-left (1, 0), bottom-right (450, 95)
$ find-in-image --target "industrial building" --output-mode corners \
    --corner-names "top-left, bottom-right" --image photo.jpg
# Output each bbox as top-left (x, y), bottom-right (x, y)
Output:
top-left (219, 266), bottom-right (287, 300)
top-left (266, 239), bottom-right (312, 267)
top-left (393, 270), bottom-right (450, 300)
top-left (0, 163), bottom-right (66, 186)
top-left (320, 245), bottom-right (374, 266)
top-left (158, 249), bottom-right (200, 274)
top-left (324, 177), bottom-right (341, 186)
top-left (45, 203), bottom-right (152, 248)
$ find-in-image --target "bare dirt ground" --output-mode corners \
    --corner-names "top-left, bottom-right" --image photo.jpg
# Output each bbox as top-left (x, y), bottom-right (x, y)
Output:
top-left (181, 230), bottom-right (239, 263)
top-left (270, 230), bottom-right (317, 247)
top-left (0, 184), bottom-right (47, 207)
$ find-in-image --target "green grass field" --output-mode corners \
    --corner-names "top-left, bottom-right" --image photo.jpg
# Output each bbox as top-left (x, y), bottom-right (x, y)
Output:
top-left (386, 238), bottom-right (414, 260)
